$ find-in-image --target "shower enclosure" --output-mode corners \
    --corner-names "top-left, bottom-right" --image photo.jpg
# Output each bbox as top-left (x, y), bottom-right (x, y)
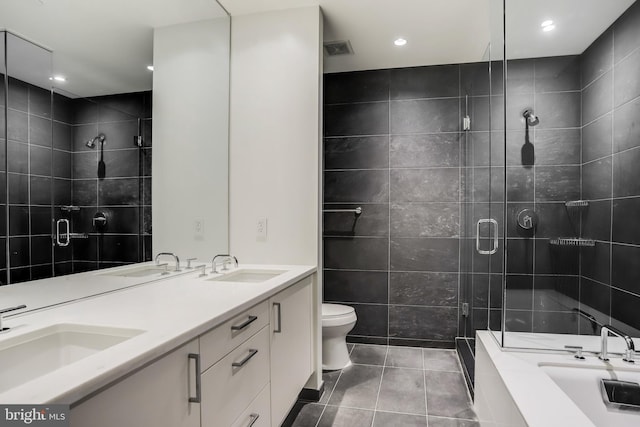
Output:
top-left (458, 0), bottom-right (640, 392)
top-left (0, 31), bottom-right (152, 285)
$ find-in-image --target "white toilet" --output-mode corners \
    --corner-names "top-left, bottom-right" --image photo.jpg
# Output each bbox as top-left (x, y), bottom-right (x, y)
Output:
top-left (321, 303), bottom-right (357, 370)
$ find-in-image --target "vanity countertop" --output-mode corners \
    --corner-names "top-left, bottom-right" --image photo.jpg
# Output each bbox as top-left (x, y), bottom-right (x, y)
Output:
top-left (0, 263), bottom-right (316, 405)
top-left (0, 262), bottom-right (200, 315)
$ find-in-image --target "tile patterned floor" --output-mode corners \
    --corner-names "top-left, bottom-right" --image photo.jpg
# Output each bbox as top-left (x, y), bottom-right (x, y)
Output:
top-left (288, 344), bottom-right (479, 427)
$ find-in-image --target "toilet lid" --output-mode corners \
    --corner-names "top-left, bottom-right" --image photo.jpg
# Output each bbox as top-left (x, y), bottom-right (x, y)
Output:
top-left (322, 303), bottom-right (355, 318)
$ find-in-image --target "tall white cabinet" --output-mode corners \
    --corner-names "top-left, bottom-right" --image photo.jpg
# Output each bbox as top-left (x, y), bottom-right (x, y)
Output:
top-left (269, 276), bottom-right (313, 426)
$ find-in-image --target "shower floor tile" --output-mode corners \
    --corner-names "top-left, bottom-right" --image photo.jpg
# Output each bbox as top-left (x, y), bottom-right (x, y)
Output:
top-left (285, 345), bottom-right (477, 427)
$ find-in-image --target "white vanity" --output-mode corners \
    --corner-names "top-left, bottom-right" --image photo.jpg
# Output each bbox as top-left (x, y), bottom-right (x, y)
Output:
top-left (0, 263), bottom-right (317, 427)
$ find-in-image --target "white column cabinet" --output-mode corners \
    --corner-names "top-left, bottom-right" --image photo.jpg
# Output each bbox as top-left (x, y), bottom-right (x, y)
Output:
top-left (269, 276), bottom-right (313, 427)
top-left (70, 339), bottom-right (200, 427)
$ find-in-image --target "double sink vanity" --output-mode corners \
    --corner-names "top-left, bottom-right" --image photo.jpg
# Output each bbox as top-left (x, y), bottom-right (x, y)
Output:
top-left (0, 259), bottom-right (317, 427)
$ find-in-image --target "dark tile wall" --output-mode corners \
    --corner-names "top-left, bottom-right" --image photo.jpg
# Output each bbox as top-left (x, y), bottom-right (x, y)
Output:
top-left (323, 66), bottom-right (463, 348)
top-left (0, 76), bottom-right (70, 284)
top-left (69, 91), bottom-right (152, 270)
top-left (579, 0), bottom-right (640, 334)
top-left (0, 74), bottom-right (152, 284)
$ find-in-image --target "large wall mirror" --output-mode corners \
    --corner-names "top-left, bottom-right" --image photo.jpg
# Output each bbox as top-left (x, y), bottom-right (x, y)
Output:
top-left (0, 1), bottom-right (230, 296)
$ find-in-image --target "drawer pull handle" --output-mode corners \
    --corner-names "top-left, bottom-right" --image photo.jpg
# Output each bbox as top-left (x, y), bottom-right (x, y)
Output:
top-left (273, 302), bottom-right (282, 333)
top-left (188, 353), bottom-right (201, 403)
top-left (247, 413), bottom-right (260, 427)
top-left (232, 349), bottom-right (259, 368)
top-left (231, 315), bottom-right (258, 331)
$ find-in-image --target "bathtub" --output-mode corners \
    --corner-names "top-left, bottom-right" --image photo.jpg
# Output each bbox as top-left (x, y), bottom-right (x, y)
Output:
top-left (474, 330), bottom-right (640, 427)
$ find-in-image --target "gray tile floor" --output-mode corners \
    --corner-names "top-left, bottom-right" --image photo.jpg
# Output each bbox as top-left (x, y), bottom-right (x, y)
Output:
top-left (289, 344), bottom-right (479, 427)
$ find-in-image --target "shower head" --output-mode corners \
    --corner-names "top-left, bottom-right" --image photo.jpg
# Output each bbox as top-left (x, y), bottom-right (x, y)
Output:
top-left (85, 134), bottom-right (106, 148)
top-left (522, 109), bottom-right (540, 127)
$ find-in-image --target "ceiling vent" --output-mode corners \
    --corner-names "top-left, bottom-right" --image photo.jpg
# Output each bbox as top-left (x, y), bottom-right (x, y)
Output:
top-left (323, 40), bottom-right (354, 56)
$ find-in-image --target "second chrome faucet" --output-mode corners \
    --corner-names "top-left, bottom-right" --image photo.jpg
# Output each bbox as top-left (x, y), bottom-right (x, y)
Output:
top-left (599, 324), bottom-right (636, 363)
top-left (210, 254), bottom-right (239, 274)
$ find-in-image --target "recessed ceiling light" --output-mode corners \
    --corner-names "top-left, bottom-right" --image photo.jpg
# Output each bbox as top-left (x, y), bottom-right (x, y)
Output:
top-left (48, 75), bottom-right (66, 82)
top-left (147, 65), bottom-right (154, 71)
top-left (541, 20), bottom-right (555, 32)
top-left (394, 38), bottom-right (407, 47)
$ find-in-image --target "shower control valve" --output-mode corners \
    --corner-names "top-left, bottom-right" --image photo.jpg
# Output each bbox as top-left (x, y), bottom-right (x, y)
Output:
top-left (93, 212), bottom-right (108, 229)
top-left (517, 209), bottom-right (538, 230)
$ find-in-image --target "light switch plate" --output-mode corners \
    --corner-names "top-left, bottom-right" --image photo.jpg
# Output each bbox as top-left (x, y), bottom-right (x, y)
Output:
top-left (257, 217), bottom-right (267, 240)
top-left (194, 218), bottom-right (204, 238)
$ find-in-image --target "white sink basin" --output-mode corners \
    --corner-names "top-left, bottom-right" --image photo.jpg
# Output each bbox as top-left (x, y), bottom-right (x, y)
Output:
top-left (0, 324), bottom-right (144, 393)
top-left (207, 269), bottom-right (286, 283)
top-left (102, 265), bottom-right (173, 278)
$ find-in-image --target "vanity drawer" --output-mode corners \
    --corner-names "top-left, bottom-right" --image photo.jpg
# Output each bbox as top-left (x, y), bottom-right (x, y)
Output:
top-left (230, 383), bottom-right (270, 427)
top-left (201, 326), bottom-right (269, 427)
top-left (200, 300), bottom-right (269, 370)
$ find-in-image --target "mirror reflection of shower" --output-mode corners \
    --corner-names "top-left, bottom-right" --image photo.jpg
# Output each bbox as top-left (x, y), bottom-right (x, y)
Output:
top-left (521, 108), bottom-right (537, 167)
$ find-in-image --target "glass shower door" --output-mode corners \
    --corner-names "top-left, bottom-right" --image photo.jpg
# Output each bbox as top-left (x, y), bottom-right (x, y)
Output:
top-left (0, 31), bottom-right (6, 284)
top-left (502, 0), bottom-right (586, 349)
top-left (459, 0), bottom-right (506, 347)
top-left (3, 32), bottom-right (55, 284)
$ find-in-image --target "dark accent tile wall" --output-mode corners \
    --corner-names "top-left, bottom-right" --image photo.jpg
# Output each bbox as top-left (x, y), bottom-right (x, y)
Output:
top-left (1, 73), bottom-right (152, 285)
top-left (324, 65), bottom-right (462, 347)
top-left (579, 0), bottom-right (640, 334)
top-left (70, 92), bottom-right (152, 269)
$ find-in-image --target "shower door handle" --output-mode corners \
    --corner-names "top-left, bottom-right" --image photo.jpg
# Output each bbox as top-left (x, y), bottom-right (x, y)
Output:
top-left (56, 219), bottom-right (70, 247)
top-left (476, 219), bottom-right (498, 255)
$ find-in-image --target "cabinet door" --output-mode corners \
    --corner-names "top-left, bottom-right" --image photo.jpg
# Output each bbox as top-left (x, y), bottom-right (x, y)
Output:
top-left (270, 276), bottom-right (313, 427)
top-left (70, 340), bottom-right (200, 427)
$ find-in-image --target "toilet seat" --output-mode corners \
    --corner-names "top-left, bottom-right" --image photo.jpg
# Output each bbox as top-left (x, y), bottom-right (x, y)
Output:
top-left (322, 303), bottom-right (356, 327)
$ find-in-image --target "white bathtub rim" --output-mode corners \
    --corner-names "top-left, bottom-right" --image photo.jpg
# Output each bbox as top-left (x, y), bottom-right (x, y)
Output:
top-left (477, 330), bottom-right (598, 427)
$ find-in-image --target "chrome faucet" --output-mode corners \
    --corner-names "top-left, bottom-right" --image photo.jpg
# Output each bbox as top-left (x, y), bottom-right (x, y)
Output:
top-left (211, 254), bottom-right (239, 274)
top-left (155, 252), bottom-right (181, 272)
top-left (0, 304), bottom-right (27, 332)
top-left (599, 324), bottom-right (636, 363)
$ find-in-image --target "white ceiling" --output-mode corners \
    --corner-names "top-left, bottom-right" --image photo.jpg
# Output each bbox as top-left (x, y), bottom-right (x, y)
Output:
top-left (0, 0), bottom-right (228, 97)
top-left (504, 0), bottom-right (635, 60)
top-left (0, 0), bottom-right (635, 96)
top-left (220, 0), bottom-right (635, 73)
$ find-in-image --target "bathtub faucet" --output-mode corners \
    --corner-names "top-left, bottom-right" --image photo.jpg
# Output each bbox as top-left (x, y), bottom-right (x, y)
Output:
top-left (599, 324), bottom-right (635, 363)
